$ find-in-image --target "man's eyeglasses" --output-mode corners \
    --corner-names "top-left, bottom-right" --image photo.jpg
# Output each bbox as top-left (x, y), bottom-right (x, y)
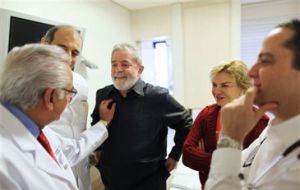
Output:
top-left (62, 88), bottom-right (78, 99)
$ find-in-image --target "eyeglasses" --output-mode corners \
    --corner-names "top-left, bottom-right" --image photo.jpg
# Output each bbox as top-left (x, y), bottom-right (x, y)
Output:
top-left (62, 88), bottom-right (78, 99)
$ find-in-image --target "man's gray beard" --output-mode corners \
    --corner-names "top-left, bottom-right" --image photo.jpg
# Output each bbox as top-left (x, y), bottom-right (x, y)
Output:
top-left (112, 76), bottom-right (139, 91)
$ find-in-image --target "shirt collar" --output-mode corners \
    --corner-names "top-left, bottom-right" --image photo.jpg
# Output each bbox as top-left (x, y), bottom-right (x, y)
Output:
top-left (131, 78), bottom-right (145, 96)
top-left (268, 114), bottom-right (300, 147)
top-left (2, 102), bottom-right (40, 138)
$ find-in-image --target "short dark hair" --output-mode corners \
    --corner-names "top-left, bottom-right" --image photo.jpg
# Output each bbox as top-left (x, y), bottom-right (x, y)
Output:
top-left (276, 19), bottom-right (300, 70)
top-left (44, 25), bottom-right (81, 43)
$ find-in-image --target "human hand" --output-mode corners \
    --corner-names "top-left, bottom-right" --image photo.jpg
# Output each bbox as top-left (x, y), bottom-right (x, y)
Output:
top-left (221, 87), bottom-right (277, 143)
top-left (89, 150), bottom-right (101, 167)
top-left (99, 99), bottom-right (116, 124)
top-left (165, 157), bottom-right (177, 172)
top-left (198, 139), bottom-right (205, 150)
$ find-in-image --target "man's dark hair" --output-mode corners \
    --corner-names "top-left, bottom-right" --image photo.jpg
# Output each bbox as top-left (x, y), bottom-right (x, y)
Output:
top-left (277, 19), bottom-right (300, 70)
top-left (44, 26), bottom-right (60, 43)
top-left (44, 25), bottom-right (81, 43)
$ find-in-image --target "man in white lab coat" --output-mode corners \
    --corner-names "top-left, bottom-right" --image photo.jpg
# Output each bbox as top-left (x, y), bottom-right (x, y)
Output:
top-left (41, 25), bottom-right (94, 190)
top-left (205, 19), bottom-right (300, 190)
top-left (0, 44), bottom-right (113, 189)
top-left (0, 44), bottom-right (115, 190)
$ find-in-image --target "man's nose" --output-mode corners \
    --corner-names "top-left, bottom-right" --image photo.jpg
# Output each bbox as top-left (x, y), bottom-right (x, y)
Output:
top-left (115, 64), bottom-right (123, 72)
top-left (248, 62), bottom-right (259, 78)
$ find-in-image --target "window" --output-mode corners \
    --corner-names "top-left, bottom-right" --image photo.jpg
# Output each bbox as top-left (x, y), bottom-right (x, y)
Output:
top-left (140, 38), bottom-right (173, 94)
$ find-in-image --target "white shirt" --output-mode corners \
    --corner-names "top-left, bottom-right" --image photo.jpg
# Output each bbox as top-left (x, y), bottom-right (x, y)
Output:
top-left (49, 72), bottom-right (89, 137)
top-left (47, 72), bottom-right (91, 190)
top-left (205, 115), bottom-right (300, 190)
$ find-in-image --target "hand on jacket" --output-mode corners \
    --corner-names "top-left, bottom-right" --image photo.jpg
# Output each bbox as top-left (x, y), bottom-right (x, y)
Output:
top-left (99, 99), bottom-right (116, 124)
top-left (89, 150), bottom-right (101, 167)
top-left (165, 157), bottom-right (177, 172)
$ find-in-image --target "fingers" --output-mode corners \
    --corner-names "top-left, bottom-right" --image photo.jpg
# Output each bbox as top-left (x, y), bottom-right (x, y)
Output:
top-left (101, 99), bottom-right (114, 107)
top-left (99, 99), bottom-right (116, 123)
top-left (198, 139), bottom-right (205, 150)
top-left (244, 87), bottom-right (257, 106)
top-left (245, 88), bottom-right (278, 120)
top-left (165, 157), bottom-right (177, 172)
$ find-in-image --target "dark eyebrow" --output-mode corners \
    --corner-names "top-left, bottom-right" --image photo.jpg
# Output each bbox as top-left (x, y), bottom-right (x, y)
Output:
top-left (259, 52), bottom-right (273, 58)
top-left (72, 49), bottom-right (80, 55)
top-left (56, 44), bottom-right (80, 55)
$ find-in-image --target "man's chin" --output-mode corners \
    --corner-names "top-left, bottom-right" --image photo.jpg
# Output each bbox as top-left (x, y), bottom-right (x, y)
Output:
top-left (254, 97), bottom-right (277, 109)
top-left (113, 83), bottom-right (130, 91)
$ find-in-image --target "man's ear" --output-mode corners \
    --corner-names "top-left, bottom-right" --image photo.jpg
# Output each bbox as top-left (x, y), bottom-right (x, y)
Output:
top-left (138, 65), bottom-right (144, 74)
top-left (43, 88), bottom-right (55, 111)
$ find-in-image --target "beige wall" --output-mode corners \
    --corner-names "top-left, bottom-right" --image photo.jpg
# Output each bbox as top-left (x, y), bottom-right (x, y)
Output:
top-left (131, 0), bottom-right (240, 108)
top-left (0, 0), bottom-right (132, 122)
top-left (0, 0), bottom-right (242, 110)
top-left (183, 1), bottom-right (231, 108)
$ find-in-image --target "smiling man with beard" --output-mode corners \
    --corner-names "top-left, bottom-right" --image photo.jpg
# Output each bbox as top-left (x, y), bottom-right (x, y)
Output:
top-left (91, 43), bottom-right (192, 190)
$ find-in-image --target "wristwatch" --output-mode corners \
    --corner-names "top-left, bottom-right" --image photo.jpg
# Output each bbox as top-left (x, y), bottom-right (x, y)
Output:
top-left (217, 134), bottom-right (242, 150)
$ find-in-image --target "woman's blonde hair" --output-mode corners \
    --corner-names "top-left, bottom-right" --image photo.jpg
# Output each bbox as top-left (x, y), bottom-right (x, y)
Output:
top-left (210, 60), bottom-right (252, 91)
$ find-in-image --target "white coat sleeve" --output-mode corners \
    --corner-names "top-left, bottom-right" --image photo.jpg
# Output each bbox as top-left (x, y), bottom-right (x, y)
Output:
top-left (205, 148), bottom-right (245, 190)
top-left (45, 122), bottom-right (108, 166)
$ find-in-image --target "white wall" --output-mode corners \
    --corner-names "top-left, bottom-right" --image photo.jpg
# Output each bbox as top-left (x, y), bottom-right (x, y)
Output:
top-left (241, 0), bottom-right (300, 67)
top-left (0, 0), bottom-right (241, 112)
top-left (131, 0), bottom-right (240, 109)
top-left (0, 0), bottom-right (132, 123)
top-left (242, 0), bottom-right (299, 20)
top-left (183, 0), bottom-right (236, 108)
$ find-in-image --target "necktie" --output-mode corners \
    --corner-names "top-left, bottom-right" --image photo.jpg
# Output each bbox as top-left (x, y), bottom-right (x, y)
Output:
top-left (37, 131), bottom-right (56, 161)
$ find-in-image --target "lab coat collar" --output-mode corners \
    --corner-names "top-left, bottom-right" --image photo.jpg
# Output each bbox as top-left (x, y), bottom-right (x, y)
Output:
top-left (0, 104), bottom-right (77, 186)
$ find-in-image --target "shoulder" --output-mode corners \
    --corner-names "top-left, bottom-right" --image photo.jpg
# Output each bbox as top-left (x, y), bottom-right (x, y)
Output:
top-left (73, 72), bottom-right (88, 87)
top-left (199, 104), bottom-right (219, 116)
top-left (96, 85), bottom-right (114, 96)
top-left (143, 82), bottom-right (169, 97)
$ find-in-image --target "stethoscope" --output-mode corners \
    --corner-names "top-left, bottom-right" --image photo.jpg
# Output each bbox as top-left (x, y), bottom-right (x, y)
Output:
top-left (245, 139), bottom-right (300, 189)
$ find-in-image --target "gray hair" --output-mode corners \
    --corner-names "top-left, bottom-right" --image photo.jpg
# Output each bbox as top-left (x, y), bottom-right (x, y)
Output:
top-left (0, 44), bottom-right (71, 110)
top-left (111, 43), bottom-right (142, 65)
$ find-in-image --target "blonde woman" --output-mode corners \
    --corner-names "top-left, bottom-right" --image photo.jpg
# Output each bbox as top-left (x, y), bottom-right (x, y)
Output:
top-left (182, 60), bottom-right (269, 189)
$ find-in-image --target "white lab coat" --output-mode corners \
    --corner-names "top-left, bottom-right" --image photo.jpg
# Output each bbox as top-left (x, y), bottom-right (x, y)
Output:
top-left (205, 115), bottom-right (300, 190)
top-left (48, 72), bottom-right (91, 190)
top-left (0, 104), bottom-right (78, 190)
top-left (49, 72), bottom-right (89, 137)
top-left (44, 121), bottom-right (108, 167)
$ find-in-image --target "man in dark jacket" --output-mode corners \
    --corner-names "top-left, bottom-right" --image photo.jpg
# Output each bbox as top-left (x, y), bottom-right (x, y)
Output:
top-left (91, 43), bottom-right (192, 190)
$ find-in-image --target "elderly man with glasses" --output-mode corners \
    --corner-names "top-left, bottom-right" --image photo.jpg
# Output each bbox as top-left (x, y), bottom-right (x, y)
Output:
top-left (0, 44), bottom-right (115, 190)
